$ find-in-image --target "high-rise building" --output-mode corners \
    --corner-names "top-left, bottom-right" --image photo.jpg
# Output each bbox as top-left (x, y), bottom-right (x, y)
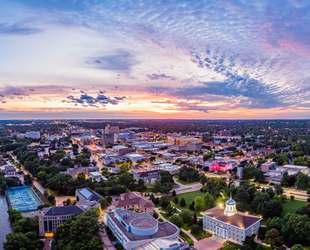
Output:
top-left (105, 124), bottom-right (120, 134)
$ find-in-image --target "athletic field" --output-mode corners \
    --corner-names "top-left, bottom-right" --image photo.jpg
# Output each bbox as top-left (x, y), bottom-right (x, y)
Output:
top-left (7, 186), bottom-right (42, 212)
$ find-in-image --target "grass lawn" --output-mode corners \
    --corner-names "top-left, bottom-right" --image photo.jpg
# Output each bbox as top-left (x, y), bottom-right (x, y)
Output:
top-left (179, 231), bottom-right (194, 245)
top-left (191, 230), bottom-right (212, 240)
top-left (171, 190), bottom-right (205, 212)
top-left (281, 199), bottom-right (306, 217)
top-left (173, 174), bottom-right (199, 185)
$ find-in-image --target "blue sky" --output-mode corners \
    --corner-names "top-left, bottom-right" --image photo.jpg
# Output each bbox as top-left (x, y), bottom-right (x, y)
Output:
top-left (0, 0), bottom-right (310, 119)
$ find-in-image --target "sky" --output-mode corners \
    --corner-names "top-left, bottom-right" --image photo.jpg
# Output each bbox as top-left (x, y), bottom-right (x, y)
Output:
top-left (0, 0), bottom-right (310, 119)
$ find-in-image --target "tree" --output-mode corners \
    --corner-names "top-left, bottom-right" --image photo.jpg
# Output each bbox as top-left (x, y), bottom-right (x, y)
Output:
top-left (47, 194), bottom-right (56, 205)
top-left (99, 197), bottom-right (110, 209)
top-left (204, 192), bottom-right (214, 210)
top-left (7, 209), bottom-right (22, 223)
top-left (174, 197), bottom-right (179, 205)
top-left (179, 210), bottom-right (194, 226)
top-left (14, 217), bottom-right (38, 234)
top-left (274, 184), bottom-right (283, 195)
top-left (193, 212), bottom-right (197, 225)
top-left (4, 232), bottom-right (35, 250)
top-left (153, 211), bottom-right (159, 219)
top-left (291, 244), bottom-right (304, 250)
top-left (190, 224), bottom-right (202, 235)
top-left (159, 196), bottom-right (170, 209)
top-left (194, 196), bottom-right (204, 211)
top-left (199, 174), bottom-right (208, 185)
top-left (166, 204), bottom-right (174, 216)
top-left (273, 153), bottom-right (289, 166)
top-left (296, 173), bottom-right (310, 189)
top-left (281, 172), bottom-right (290, 187)
top-left (172, 190), bottom-right (176, 196)
top-left (180, 198), bottom-right (186, 207)
top-left (169, 215), bottom-right (183, 228)
top-left (264, 228), bottom-right (283, 248)
top-left (54, 208), bottom-right (102, 250)
top-left (153, 180), bottom-right (161, 193)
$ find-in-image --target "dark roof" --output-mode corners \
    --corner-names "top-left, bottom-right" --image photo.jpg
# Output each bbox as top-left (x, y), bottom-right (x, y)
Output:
top-left (203, 207), bottom-right (261, 229)
top-left (136, 170), bottom-right (161, 177)
top-left (45, 205), bottom-right (84, 216)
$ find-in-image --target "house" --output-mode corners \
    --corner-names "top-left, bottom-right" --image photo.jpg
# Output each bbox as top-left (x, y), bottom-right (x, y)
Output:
top-left (133, 170), bottom-right (161, 185)
top-left (88, 171), bottom-right (107, 182)
top-left (111, 192), bottom-right (155, 215)
top-left (66, 165), bottom-right (99, 178)
top-left (107, 209), bottom-right (180, 250)
top-left (202, 198), bottom-right (261, 245)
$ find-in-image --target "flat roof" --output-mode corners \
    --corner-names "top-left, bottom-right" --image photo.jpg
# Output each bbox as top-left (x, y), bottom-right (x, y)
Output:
top-left (108, 210), bottom-right (178, 241)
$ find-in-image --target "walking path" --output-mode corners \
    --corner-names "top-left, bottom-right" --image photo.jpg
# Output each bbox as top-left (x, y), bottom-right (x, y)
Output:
top-left (154, 208), bottom-right (197, 243)
top-left (99, 231), bottom-right (116, 250)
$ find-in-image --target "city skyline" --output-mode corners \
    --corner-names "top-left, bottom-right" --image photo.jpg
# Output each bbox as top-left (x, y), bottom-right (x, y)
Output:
top-left (1, 0), bottom-right (310, 119)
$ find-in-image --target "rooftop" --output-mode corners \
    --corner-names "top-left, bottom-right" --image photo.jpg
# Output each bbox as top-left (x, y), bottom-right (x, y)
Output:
top-left (44, 205), bottom-right (84, 216)
top-left (108, 210), bottom-right (179, 241)
top-left (202, 207), bottom-right (261, 229)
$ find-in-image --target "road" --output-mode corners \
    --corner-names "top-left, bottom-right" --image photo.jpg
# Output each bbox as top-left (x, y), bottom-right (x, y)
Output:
top-left (11, 154), bottom-right (45, 194)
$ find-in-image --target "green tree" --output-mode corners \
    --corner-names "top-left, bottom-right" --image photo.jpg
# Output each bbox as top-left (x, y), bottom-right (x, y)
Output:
top-left (203, 192), bottom-right (214, 210)
top-left (190, 224), bottom-right (202, 235)
top-left (4, 232), bottom-right (35, 250)
top-left (264, 228), bottom-right (283, 248)
top-left (274, 184), bottom-right (283, 195)
top-left (281, 172), bottom-right (290, 187)
top-left (174, 197), bottom-right (179, 205)
top-left (166, 204), bottom-right (174, 216)
top-left (199, 174), bottom-right (208, 185)
top-left (291, 244), bottom-right (304, 250)
top-left (180, 197), bottom-right (186, 207)
top-left (194, 196), bottom-right (204, 211)
top-left (296, 173), bottom-right (310, 189)
top-left (179, 210), bottom-right (194, 226)
top-left (99, 197), bottom-right (110, 209)
top-left (169, 215), bottom-right (183, 228)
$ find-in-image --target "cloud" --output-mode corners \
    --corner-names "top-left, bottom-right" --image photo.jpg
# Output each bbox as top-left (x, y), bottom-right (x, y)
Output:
top-left (66, 93), bottom-right (126, 107)
top-left (86, 49), bottom-right (137, 71)
top-left (0, 22), bottom-right (42, 35)
top-left (146, 73), bottom-right (176, 81)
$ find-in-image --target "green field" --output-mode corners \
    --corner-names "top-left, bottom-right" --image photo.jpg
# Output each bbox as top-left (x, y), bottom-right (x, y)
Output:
top-left (281, 200), bottom-right (306, 217)
top-left (173, 174), bottom-right (199, 185)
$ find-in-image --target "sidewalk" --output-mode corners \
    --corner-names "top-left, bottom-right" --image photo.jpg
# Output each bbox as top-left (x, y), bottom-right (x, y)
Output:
top-left (99, 231), bottom-right (116, 250)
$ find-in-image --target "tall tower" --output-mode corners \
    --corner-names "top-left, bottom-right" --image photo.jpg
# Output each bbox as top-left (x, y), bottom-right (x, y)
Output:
top-left (224, 196), bottom-right (237, 216)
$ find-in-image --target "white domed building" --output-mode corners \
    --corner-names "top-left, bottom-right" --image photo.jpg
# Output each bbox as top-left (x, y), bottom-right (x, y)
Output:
top-left (202, 198), bottom-right (261, 245)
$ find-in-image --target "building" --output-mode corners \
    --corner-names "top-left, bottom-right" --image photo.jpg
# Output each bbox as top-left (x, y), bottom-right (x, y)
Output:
top-left (66, 165), bottom-right (99, 178)
top-left (126, 153), bottom-right (144, 162)
top-left (113, 145), bottom-right (136, 156)
top-left (105, 124), bottom-right (120, 134)
top-left (102, 132), bottom-right (115, 147)
top-left (107, 209), bottom-right (180, 250)
top-left (237, 167), bottom-right (243, 179)
top-left (261, 162), bottom-right (277, 172)
top-left (89, 171), bottom-right (108, 182)
top-left (209, 161), bottom-right (233, 172)
top-left (25, 131), bottom-right (41, 139)
top-left (112, 192), bottom-right (155, 215)
top-left (186, 142), bottom-right (202, 152)
top-left (133, 170), bottom-right (161, 185)
top-left (171, 145), bottom-right (187, 152)
top-left (166, 136), bottom-right (202, 146)
top-left (202, 198), bottom-right (261, 245)
top-left (38, 205), bottom-right (84, 237)
top-left (76, 187), bottom-right (102, 203)
top-left (0, 165), bottom-right (17, 177)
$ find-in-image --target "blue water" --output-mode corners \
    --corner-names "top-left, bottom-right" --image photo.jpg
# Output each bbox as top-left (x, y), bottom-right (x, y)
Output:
top-left (0, 195), bottom-right (12, 250)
